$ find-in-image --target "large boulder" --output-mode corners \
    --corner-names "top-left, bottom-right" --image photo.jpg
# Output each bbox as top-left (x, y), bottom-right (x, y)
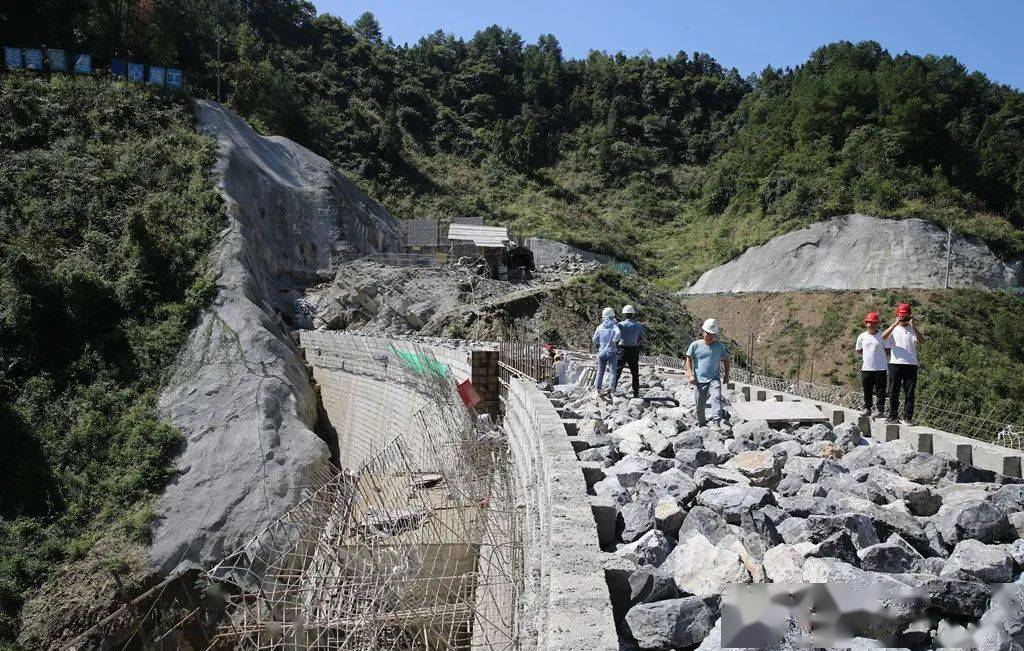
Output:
top-left (693, 466), bottom-right (750, 490)
top-left (857, 535), bottom-right (926, 573)
top-left (697, 486), bottom-right (775, 524)
top-left (665, 533), bottom-right (750, 597)
top-left (620, 499), bottom-right (656, 543)
top-left (616, 529), bottom-right (674, 567)
top-left (625, 596), bottom-right (718, 650)
top-left (991, 484), bottom-right (1024, 515)
top-left (807, 514), bottom-right (880, 550)
top-left (678, 506), bottom-right (731, 545)
top-left (900, 452), bottom-right (952, 486)
top-left (941, 539), bottom-right (1015, 583)
top-left (636, 468), bottom-right (699, 505)
top-left (628, 565), bottom-right (679, 607)
top-left (724, 451), bottom-right (783, 487)
top-left (654, 498), bottom-right (686, 537)
top-left (763, 542), bottom-right (816, 583)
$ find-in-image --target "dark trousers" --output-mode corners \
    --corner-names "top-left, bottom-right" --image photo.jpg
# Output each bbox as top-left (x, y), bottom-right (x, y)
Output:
top-left (888, 363), bottom-right (918, 421)
top-left (861, 370), bottom-right (887, 412)
top-left (616, 346), bottom-right (641, 397)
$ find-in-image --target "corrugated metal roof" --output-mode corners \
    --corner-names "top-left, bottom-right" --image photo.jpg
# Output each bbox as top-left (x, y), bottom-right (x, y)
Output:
top-left (447, 223), bottom-right (509, 248)
top-left (404, 218), bottom-right (438, 246)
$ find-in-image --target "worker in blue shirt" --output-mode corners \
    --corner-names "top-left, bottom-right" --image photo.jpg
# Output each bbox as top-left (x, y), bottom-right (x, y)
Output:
top-left (686, 318), bottom-right (730, 430)
top-left (613, 305), bottom-right (646, 398)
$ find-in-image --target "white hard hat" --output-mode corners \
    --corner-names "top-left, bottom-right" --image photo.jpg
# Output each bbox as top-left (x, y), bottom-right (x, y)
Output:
top-left (602, 307), bottom-right (615, 318)
top-left (622, 304), bottom-right (635, 315)
top-left (702, 318), bottom-right (719, 334)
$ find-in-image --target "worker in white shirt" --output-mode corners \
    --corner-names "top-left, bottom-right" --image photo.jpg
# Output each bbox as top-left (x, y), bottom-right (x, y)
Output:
top-left (855, 311), bottom-right (890, 418)
top-left (882, 303), bottom-right (924, 424)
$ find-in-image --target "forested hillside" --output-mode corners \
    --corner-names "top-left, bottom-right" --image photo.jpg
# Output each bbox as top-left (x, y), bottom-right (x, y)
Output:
top-left (4, 1), bottom-right (1021, 286)
top-left (0, 75), bottom-right (223, 644)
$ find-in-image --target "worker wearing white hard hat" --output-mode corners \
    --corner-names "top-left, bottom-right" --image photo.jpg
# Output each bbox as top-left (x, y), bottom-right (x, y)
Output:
top-left (592, 307), bottom-right (620, 397)
top-left (686, 317), bottom-right (730, 430)
top-left (613, 304), bottom-right (645, 398)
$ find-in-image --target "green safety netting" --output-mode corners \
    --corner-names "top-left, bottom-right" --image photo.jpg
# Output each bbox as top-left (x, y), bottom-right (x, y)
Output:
top-left (390, 346), bottom-right (448, 378)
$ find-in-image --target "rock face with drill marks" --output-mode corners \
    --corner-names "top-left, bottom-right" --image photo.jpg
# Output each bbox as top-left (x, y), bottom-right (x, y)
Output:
top-left (566, 370), bottom-right (1024, 649)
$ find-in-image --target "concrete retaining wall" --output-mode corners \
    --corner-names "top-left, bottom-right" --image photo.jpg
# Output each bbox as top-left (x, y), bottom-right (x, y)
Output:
top-left (503, 376), bottom-right (618, 649)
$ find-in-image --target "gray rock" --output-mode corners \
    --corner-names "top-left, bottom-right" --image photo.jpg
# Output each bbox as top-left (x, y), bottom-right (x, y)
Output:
top-left (616, 529), bottom-right (674, 567)
top-left (656, 418), bottom-right (681, 438)
top-left (673, 430), bottom-right (706, 451)
top-left (644, 428), bottom-right (675, 458)
top-left (796, 483), bottom-right (827, 498)
top-left (769, 439), bottom-right (803, 459)
top-left (992, 484), bottom-right (1024, 514)
top-left (833, 422), bottom-right (863, 449)
top-left (578, 445), bottom-right (615, 466)
top-left (941, 539), bottom-right (1015, 583)
top-left (577, 418), bottom-right (609, 438)
top-left (795, 423), bottom-right (833, 444)
top-left (678, 506), bottom-right (731, 545)
top-left (697, 485), bottom-right (775, 524)
top-left (858, 536), bottom-right (925, 573)
top-left (636, 468), bottom-right (699, 505)
top-left (920, 572), bottom-right (992, 620)
top-left (955, 500), bottom-right (1016, 544)
top-left (901, 452), bottom-right (952, 486)
top-left (740, 508), bottom-right (784, 548)
top-left (593, 475), bottom-right (631, 505)
top-left (674, 448), bottom-right (719, 470)
top-left (655, 498), bottom-right (686, 537)
top-left (782, 455), bottom-right (826, 482)
top-left (762, 542), bottom-right (817, 583)
top-left (826, 496), bottom-right (933, 556)
top-left (628, 565), bottom-right (679, 606)
top-left (778, 517), bottom-right (811, 544)
top-left (726, 437), bottom-right (757, 455)
top-left (807, 530), bottom-right (860, 565)
top-left (775, 495), bottom-right (818, 518)
top-left (625, 596), bottom-right (717, 650)
top-left (665, 533), bottom-right (750, 597)
top-left (800, 558), bottom-right (918, 637)
top-left (732, 419), bottom-right (771, 441)
top-left (839, 445), bottom-right (887, 472)
top-left (693, 465), bottom-right (750, 490)
top-left (807, 514), bottom-right (880, 550)
top-left (607, 455), bottom-right (656, 488)
top-left (776, 475), bottom-right (805, 497)
top-left (620, 499), bottom-right (656, 543)
top-left (724, 450), bottom-right (783, 487)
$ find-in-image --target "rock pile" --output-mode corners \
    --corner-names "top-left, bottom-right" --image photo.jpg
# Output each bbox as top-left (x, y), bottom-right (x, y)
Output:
top-left (564, 372), bottom-right (1024, 649)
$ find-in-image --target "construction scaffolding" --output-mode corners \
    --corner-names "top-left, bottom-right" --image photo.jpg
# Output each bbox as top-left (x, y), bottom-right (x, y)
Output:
top-left (169, 340), bottom-right (523, 649)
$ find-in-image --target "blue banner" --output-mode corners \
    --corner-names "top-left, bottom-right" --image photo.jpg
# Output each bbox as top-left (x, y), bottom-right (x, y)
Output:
top-left (23, 48), bottom-right (43, 70)
top-left (48, 49), bottom-right (67, 71)
top-left (148, 66), bottom-right (165, 85)
top-left (110, 58), bottom-right (127, 77)
top-left (166, 68), bottom-right (183, 90)
top-left (4, 46), bottom-right (22, 69)
top-left (73, 53), bottom-right (91, 74)
top-left (128, 62), bottom-right (144, 82)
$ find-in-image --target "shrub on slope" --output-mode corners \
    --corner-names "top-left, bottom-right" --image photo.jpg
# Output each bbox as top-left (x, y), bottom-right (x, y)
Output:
top-left (0, 75), bottom-right (223, 643)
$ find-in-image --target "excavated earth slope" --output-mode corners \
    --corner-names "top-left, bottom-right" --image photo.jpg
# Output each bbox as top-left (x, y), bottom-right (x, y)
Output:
top-left (687, 214), bottom-right (1022, 294)
top-left (150, 101), bottom-right (403, 575)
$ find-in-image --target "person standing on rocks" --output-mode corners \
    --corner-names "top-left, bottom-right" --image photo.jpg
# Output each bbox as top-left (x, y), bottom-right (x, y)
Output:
top-left (592, 307), bottom-right (620, 397)
top-left (686, 318), bottom-right (730, 430)
top-left (613, 305), bottom-right (645, 398)
top-left (882, 303), bottom-right (924, 424)
top-left (856, 311), bottom-right (890, 418)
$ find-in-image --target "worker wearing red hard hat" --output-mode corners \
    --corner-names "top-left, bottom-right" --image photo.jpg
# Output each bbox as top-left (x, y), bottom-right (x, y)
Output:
top-left (881, 303), bottom-right (925, 424)
top-left (855, 311), bottom-right (890, 418)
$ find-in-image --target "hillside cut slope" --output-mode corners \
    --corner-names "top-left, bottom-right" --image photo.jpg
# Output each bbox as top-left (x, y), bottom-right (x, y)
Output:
top-left (150, 101), bottom-right (403, 575)
top-left (687, 214), bottom-right (1022, 294)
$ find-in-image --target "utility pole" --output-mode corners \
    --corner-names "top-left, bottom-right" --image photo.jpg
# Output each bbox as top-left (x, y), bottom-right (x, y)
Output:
top-left (215, 34), bottom-right (222, 103)
top-left (944, 227), bottom-right (953, 289)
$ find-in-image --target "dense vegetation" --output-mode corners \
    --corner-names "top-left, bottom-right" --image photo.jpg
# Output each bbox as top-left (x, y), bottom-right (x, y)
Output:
top-left (0, 75), bottom-right (223, 643)
top-left (4, 2), bottom-right (1022, 287)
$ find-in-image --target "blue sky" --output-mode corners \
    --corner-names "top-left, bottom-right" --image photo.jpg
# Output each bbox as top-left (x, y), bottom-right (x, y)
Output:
top-left (312, 1), bottom-right (1024, 90)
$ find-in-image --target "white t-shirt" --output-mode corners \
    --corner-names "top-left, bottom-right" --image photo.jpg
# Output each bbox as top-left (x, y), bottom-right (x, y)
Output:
top-left (885, 325), bottom-right (919, 365)
top-left (856, 331), bottom-right (890, 371)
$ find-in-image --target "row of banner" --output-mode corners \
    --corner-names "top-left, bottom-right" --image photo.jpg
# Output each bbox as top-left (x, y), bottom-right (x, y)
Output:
top-left (3, 46), bottom-right (183, 89)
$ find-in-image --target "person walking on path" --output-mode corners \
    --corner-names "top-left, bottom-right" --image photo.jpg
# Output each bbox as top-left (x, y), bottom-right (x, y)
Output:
top-left (614, 305), bottom-right (645, 398)
top-left (882, 303), bottom-right (924, 424)
top-left (686, 318), bottom-right (731, 430)
top-left (856, 311), bottom-right (890, 418)
top-left (592, 307), bottom-right (620, 397)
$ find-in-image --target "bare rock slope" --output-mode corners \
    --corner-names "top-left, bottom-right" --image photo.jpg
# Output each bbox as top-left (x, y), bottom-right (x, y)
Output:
top-left (150, 101), bottom-right (402, 575)
top-left (687, 214), bottom-right (1021, 294)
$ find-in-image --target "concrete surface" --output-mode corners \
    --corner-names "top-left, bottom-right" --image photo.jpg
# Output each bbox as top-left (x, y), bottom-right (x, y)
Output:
top-left (732, 401), bottom-right (830, 423)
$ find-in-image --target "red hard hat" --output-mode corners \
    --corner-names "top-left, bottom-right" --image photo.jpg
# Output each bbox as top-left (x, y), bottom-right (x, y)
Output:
top-left (545, 343), bottom-right (554, 351)
top-left (864, 311), bottom-right (880, 324)
top-left (896, 303), bottom-right (912, 317)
